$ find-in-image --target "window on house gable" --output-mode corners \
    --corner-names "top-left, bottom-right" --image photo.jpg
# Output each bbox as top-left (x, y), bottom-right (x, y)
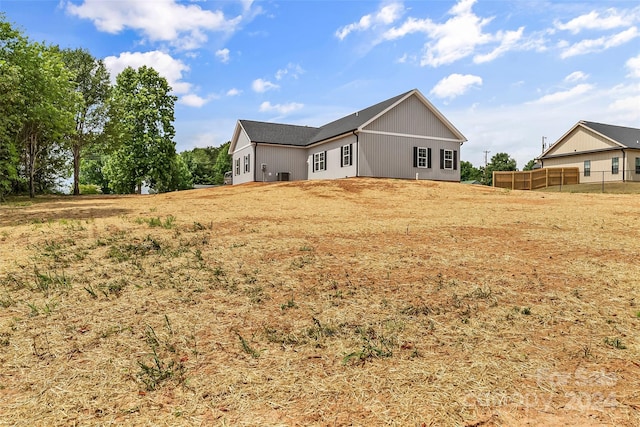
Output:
top-left (235, 158), bottom-right (240, 176)
top-left (341, 144), bottom-right (352, 167)
top-left (313, 151), bottom-right (326, 172)
top-left (584, 160), bottom-right (591, 177)
top-left (244, 154), bottom-right (251, 173)
top-left (440, 149), bottom-right (457, 170)
top-left (413, 147), bottom-right (431, 168)
top-left (612, 157), bottom-right (619, 175)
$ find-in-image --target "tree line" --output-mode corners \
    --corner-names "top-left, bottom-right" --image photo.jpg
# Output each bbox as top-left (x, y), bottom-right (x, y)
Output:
top-left (461, 153), bottom-right (536, 186)
top-left (0, 15), bottom-right (230, 200)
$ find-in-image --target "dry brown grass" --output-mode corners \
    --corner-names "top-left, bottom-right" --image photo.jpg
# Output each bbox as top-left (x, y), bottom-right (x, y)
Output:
top-left (1, 178), bottom-right (639, 426)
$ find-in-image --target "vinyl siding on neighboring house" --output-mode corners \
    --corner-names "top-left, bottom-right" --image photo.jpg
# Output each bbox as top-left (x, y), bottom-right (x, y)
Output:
top-left (545, 127), bottom-right (619, 156)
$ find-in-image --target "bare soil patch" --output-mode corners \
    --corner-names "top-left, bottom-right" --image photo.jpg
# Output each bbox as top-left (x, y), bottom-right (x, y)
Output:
top-left (1, 178), bottom-right (639, 426)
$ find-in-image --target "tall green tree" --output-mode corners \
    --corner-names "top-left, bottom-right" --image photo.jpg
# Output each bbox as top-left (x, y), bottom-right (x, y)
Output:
top-left (523, 159), bottom-right (537, 171)
top-left (212, 141), bottom-right (232, 184)
top-left (1, 16), bottom-right (77, 198)
top-left (485, 152), bottom-right (517, 186)
top-left (104, 66), bottom-right (178, 194)
top-left (0, 16), bottom-right (22, 199)
top-left (460, 160), bottom-right (482, 182)
top-left (180, 146), bottom-right (219, 184)
top-left (60, 48), bottom-right (111, 195)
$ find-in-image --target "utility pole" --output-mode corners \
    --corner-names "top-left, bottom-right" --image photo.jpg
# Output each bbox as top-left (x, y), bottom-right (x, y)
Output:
top-left (483, 150), bottom-right (490, 184)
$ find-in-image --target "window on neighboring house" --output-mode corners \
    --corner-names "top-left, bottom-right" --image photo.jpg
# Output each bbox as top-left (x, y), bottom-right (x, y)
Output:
top-left (413, 147), bottom-right (431, 168)
top-left (636, 157), bottom-right (640, 174)
top-left (612, 157), bottom-right (619, 175)
top-left (584, 160), bottom-right (591, 177)
top-left (341, 144), bottom-right (352, 167)
top-left (244, 154), bottom-right (250, 173)
top-left (313, 151), bottom-right (326, 172)
top-left (235, 158), bottom-right (240, 176)
top-left (440, 149), bottom-right (457, 170)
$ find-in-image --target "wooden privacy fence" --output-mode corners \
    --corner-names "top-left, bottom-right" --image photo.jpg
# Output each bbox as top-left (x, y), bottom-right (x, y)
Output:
top-left (493, 167), bottom-right (580, 190)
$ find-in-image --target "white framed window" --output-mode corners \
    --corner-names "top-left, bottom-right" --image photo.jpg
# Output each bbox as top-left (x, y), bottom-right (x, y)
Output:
top-left (636, 157), bottom-right (640, 174)
top-left (612, 157), bottom-right (619, 175)
top-left (443, 149), bottom-right (454, 170)
top-left (313, 151), bottom-right (326, 172)
top-left (341, 144), bottom-right (352, 167)
top-left (235, 158), bottom-right (240, 176)
top-left (584, 160), bottom-right (591, 177)
top-left (244, 154), bottom-right (250, 173)
top-left (413, 147), bottom-right (431, 168)
top-left (417, 147), bottom-right (428, 168)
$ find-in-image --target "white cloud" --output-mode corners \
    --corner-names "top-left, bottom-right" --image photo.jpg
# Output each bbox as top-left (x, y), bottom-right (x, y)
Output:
top-left (179, 94), bottom-right (215, 108)
top-left (259, 101), bottom-right (304, 115)
top-left (252, 78), bottom-right (279, 93)
top-left (564, 71), bottom-right (589, 83)
top-left (336, 2), bottom-right (404, 40)
top-left (66, 0), bottom-right (246, 50)
top-left (104, 51), bottom-right (192, 94)
top-left (626, 54), bottom-right (640, 78)
top-left (215, 48), bottom-right (230, 63)
top-left (275, 63), bottom-right (305, 80)
top-left (560, 27), bottom-right (639, 58)
top-left (380, 0), bottom-right (533, 67)
top-left (226, 88), bottom-right (242, 96)
top-left (430, 73), bottom-right (482, 100)
top-left (555, 9), bottom-right (629, 34)
top-left (473, 27), bottom-right (524, 63)
top-left (529, 84), bottom-right (594, 105)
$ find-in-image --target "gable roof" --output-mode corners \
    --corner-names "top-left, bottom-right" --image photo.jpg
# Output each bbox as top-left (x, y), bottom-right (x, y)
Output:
top-left (540, 120), bottom-right (640, 159)
top-left (581, 121), bottom-right (640, 148)
top-left (239, 120), bottom-right (319, 147)
top-left (230, 89), bottom-right (466, 153)
top-left (308, 90), bottom-right (413, 144)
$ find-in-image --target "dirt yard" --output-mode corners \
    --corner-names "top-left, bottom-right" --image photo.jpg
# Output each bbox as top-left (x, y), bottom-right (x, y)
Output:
top-left (0, 178), bottom-right (638, 426)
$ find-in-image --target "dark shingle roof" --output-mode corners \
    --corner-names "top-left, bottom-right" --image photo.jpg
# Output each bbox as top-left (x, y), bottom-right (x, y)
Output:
top-left (582, 121), bottom-right (640, 148)
top-left (239, 120), bottom-right (320, 147)
top-left (239, 89), bottom-right (415, 147)
top-left (308, 90), bottom-right (413, 144)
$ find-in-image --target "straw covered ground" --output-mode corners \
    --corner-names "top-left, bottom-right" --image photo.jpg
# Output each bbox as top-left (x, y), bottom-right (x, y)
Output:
top-left (0, 178), bottom-right (639, 426)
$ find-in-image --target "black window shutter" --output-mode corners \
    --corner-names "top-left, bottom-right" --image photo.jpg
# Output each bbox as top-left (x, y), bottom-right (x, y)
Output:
top-left (312, 155), bottom-right (315, 172)
top-left (453, 150), bottom-right (458, 170)
top-left (340, 146), bottom-right (344, 167)
top-left (324, 151), bottom-right (327, 170)
top-left (248, 153), bottom-right (250, 171)
top-left (440, 149), bottom-right (444, 169)
top-left (413, 147), bottom-right (418, 167)
top-left (349, 143), bottom-right (353, 166)
top-left (427, 148), bottom-right (432, 169)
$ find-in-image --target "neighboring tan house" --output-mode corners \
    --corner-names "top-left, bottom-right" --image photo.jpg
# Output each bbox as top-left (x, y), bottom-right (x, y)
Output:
top-left (228, 89), bottom-right (467, 184)
top-left (538, 121), bottom-right (640, 183)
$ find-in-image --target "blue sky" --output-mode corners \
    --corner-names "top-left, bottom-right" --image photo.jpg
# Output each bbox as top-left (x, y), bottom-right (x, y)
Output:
top-left (2, 0), bottom-right (639, 169)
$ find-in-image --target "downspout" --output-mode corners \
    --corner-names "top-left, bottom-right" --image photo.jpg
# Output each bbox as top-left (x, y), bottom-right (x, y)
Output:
top-left (622, 149), bottom-right (626, 182)
top-left (253, 143), bottom-right (257, 182)
top-left (352, 130), bottom-right (359, 177)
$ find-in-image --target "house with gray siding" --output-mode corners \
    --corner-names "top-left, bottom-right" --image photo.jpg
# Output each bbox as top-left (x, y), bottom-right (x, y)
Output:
top-left (228, 89), bottom-right (467, 184)
top-left (538, 121), bottom-right (640, 183)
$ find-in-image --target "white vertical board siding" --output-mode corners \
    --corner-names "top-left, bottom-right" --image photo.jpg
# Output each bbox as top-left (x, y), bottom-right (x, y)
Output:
top-left (232, 144), bottom-right (255, 185)
top-left (307, 134), bottom-right (357, 180)
top-left (256, 145), bottom-right (308, 182)
top-left (364, 94), bottom-right (457, 139)
top-left (359, 133), bottom-right (460, 181)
